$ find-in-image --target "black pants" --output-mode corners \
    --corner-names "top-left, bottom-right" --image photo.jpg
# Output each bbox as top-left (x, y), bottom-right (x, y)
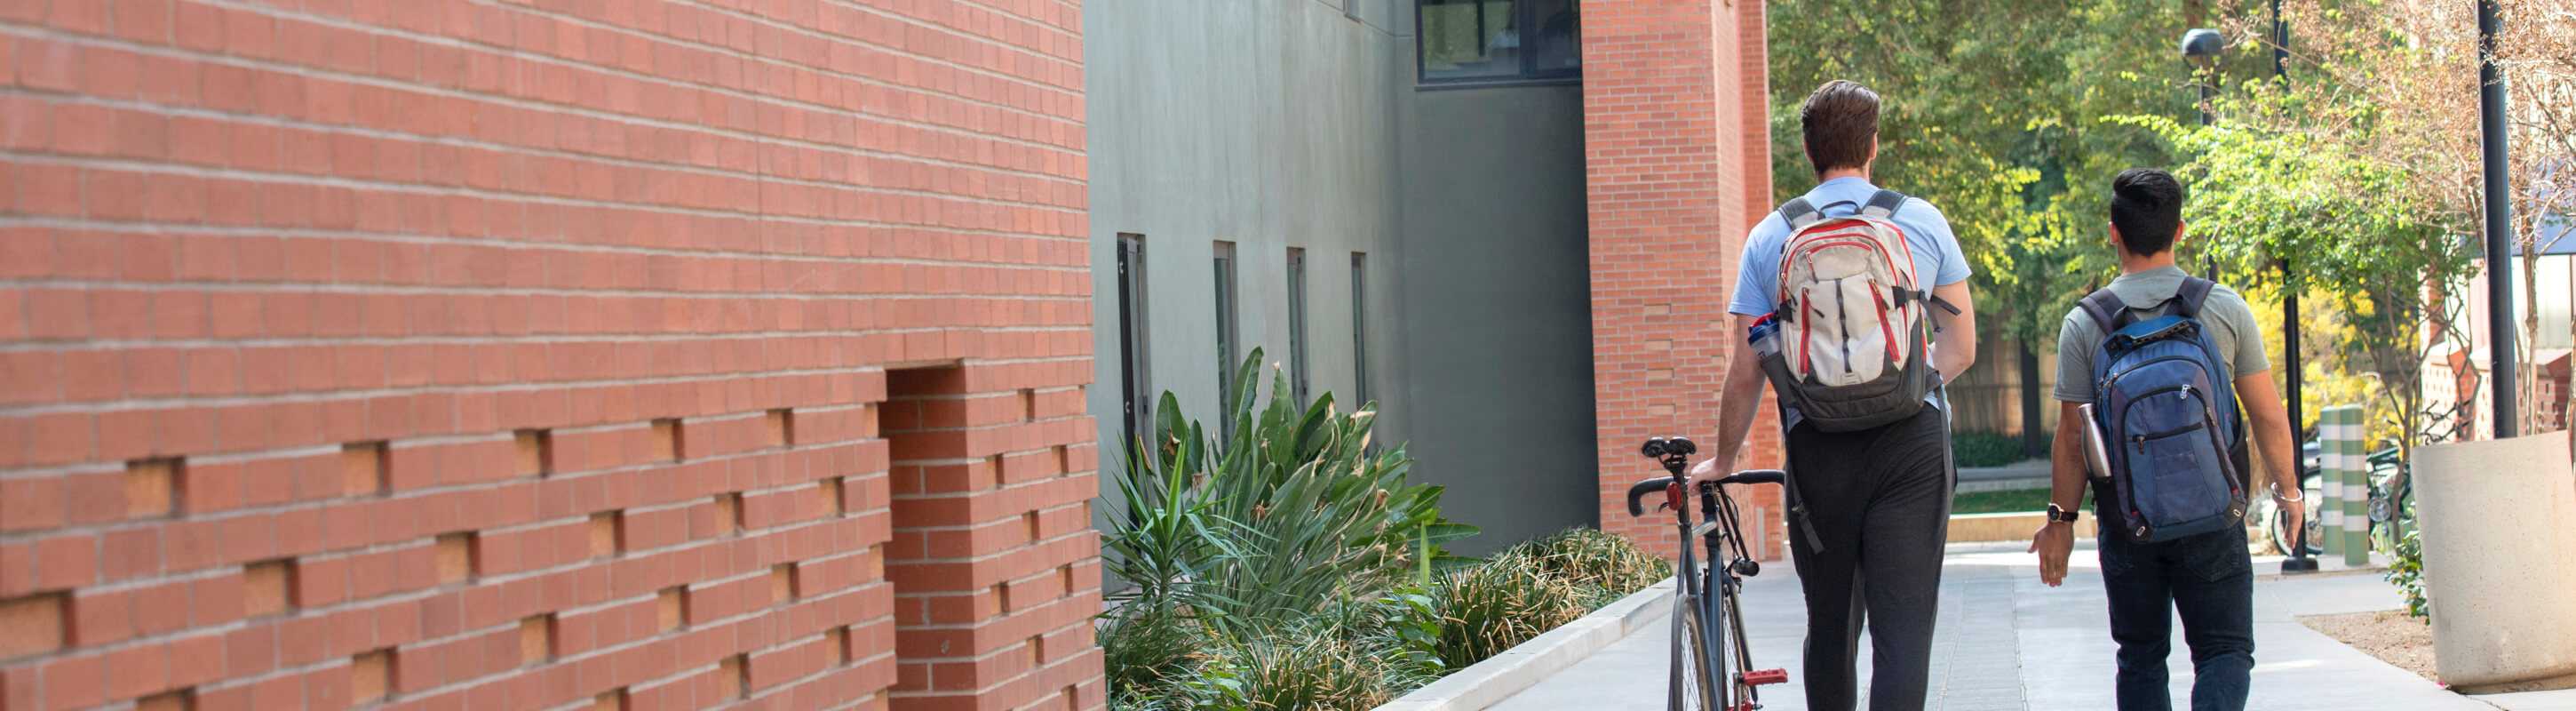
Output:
top-left (1785, 406), bottom-right (1953, 711)
top-left (2097, 524), bottom-right (2254, 711)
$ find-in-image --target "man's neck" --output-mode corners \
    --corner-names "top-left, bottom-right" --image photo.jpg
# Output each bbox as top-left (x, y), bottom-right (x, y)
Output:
top-left (1818, 167), bottom-right (1870, 183)
top-left (2118, 252), bottom-right (2179, 276)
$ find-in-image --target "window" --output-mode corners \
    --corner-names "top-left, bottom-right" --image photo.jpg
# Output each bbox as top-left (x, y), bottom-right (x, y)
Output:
top-left (1287, 247), bottom-right (1310, 405)
top-left (1117, 234), bottom-right (1151, 447)
top-left (1213, 242), bottom-right (1242, 427)
top-left (1417, 0), bottom-right (1579, 84)
top-left (1350, 252), bottom-right (1371, 406)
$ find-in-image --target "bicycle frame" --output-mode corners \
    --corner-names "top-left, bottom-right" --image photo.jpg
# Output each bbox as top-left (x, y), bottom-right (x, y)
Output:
top-left (1628, 438), bottom-right (1788, 710)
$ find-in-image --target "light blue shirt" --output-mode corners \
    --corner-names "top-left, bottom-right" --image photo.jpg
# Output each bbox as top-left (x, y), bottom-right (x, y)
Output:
top-left (1729, 177), bottom-right (1970, 418)
top-left (1727, 177), bottom-right (1972, 318)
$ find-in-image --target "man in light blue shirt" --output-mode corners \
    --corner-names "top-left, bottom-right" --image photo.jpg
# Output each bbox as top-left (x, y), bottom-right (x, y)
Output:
top-left (1691, 80), bottom-right (1978, 711)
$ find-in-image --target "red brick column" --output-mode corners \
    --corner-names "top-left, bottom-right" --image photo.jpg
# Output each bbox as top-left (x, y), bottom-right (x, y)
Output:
top-left (1581, 0), bottom-right (1786, 561)
top-left (0, 2), bottom-right (1097, 710)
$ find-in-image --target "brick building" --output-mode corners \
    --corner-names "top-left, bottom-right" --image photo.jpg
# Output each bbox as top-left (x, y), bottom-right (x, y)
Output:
top-left (0, 1), bottom-right (1095, 709)
top-left (1, 0), bottom-right (1778, 708)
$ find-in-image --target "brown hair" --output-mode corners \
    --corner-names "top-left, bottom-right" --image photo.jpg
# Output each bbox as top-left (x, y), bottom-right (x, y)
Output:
top-left (1800, 80), bottom-right (1880, 177)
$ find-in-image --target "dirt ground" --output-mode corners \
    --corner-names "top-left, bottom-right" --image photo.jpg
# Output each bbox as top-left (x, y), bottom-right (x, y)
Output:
top-left (2301, 610), bottom-right (2440, 683)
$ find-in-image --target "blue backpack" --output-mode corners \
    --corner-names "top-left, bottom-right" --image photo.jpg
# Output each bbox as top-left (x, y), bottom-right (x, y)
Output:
top-left (2081, 277), bottom-right (2250, 542)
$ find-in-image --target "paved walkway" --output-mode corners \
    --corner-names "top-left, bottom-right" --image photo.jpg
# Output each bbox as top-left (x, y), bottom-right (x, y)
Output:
top-left (1493, 541), bottom-right (2575, 710)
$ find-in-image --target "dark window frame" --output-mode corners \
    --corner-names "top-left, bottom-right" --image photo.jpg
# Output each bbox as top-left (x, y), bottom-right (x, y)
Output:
top-left (1117, 234), bottom-right (1151, 448)
top-left (1213, 242), bottom-right (1241, 435)
top-left (1287, 247), bottom-right (1311, 406)
top-left (1350, 252), bottom-right (1371, 406)
top-left (1413, 0), bottom-right (1581, 86)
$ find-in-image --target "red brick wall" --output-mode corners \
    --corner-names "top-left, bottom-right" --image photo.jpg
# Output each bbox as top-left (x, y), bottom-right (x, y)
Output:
top-left (1581, 0), bottom-right (1785, 561)
top-left (0, 1), bottom-right (1098, 710)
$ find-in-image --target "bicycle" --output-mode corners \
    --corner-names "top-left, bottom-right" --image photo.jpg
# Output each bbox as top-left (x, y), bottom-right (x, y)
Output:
top-left (1626, 435), bottom-right (1791, 711)
top-left (2256, 440), bottom-right (2409, 556)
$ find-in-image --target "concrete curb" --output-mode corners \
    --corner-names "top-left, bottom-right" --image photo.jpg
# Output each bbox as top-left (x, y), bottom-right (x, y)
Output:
top-left (1371, 578), bottom-right (1677, 711)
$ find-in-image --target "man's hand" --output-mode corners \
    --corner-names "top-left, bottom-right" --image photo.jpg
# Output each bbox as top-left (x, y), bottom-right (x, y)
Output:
top-left (2030, 521), bottom-right (2075, 587)
top-left (1687, 455), bottom-right (1733, 488)
top-left (2277, 495), bottom-right (2308, 553)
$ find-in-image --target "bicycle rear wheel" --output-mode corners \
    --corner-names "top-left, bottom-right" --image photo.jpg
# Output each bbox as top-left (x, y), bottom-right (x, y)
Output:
top-left (1671, 595), bottom-right (1721, 711)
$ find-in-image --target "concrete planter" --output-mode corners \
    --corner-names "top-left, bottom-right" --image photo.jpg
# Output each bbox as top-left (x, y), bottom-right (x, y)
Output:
top-left (2413, 431), bottom-right (2576, 690)
top-left (1371, 579), bottom-right (1675, 711)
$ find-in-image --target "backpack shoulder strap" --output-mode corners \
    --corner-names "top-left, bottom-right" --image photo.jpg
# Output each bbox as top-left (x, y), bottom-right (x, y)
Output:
top-left (2173, 277), bottom-right (2216, 318)
top-left (1861, 189), bottom-right (1909, 218)
top-left (2079, 288), bottom-right (2127, 335)
top-left (1780, 198), bottom-right (1824, 230)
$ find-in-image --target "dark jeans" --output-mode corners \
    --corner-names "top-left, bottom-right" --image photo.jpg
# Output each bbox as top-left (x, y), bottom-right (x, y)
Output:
top-left (2096, 523), bottom-right (2255, 711)
top-left (1785, 406), bottom-right (1953, 711)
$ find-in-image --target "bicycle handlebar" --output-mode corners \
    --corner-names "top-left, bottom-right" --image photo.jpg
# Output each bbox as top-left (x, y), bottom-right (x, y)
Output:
top-left (1623, 469), bottom-right (1786, 516)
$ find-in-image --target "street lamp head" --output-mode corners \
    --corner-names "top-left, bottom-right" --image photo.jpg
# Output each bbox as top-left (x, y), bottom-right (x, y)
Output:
top-left (2181, 28), bottom-right (2225, 61)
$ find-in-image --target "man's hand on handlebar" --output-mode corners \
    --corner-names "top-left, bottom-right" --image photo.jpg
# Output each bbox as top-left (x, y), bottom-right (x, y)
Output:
top-left (1687, 454), bottom-right (1732, 489)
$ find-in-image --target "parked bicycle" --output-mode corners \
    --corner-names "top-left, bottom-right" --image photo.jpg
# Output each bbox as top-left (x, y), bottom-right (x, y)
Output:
top-left (1626, 436), bottom-right (1790, 711)
top-left (2254, 438), bottom-right (2410, 556)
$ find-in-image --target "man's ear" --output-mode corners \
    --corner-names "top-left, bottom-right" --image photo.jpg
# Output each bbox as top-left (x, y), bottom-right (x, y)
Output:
top-left (2171, 220), bottom-right (2189, 250)
top-left (2108, 222), bottom-right (2127, 254)
top-left (1867, 135), bottom-right (1880, 165)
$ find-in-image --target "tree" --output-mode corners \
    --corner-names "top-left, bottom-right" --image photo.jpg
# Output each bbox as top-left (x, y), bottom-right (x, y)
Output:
top-left (1766, 0), bottom-right (2264, 451)
top-left (2237, 0), bottom-right (2576, 437)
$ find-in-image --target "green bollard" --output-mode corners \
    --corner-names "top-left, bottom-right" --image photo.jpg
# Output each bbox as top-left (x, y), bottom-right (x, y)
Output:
top-left (2322, 404), bottom-right (2370, 567)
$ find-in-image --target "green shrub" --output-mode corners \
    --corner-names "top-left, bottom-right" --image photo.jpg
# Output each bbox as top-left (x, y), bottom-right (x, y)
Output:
top-left (1106, 348), bottom-right (1475, 637)
top-left (1099, 603), bottom-right (1214, 700)
top-left (1507, 528), bottom-right (1671, 609)
top-left (1430, 551), bottom-right (1586, 667)
top-left (1952, 429), bottom-right (2045, 467)
top-left (2386, 528), bottom-right (2431, 622)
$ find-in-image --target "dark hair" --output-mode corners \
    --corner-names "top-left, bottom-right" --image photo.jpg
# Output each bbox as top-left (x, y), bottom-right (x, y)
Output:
top-left (2110, 168), bottom-right (2186, 257)
top-left (1801, 81), bottom-right (1880, 177)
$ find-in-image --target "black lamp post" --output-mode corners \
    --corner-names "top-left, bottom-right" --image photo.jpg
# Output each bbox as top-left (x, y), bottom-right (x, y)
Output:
top-left (2479, 0), bottom-right (2518, 437)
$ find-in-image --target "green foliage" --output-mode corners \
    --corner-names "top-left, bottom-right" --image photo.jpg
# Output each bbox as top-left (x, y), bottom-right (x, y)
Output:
top-left (1429, 551), bottom-right (1588, 667)
top-left (1767, 0), bottom-right (2245, 346)
top-left (1109, 348), bottom-right (1476, 637)
top-left (1098, 603), bottom-right (1217, 702)
top-left (1505, 529), bottom-right (1672, 610)
top-left (2385, 528), bottom-right (2431, 622)
top-left (1951, 430), bottom-right (2041, 468)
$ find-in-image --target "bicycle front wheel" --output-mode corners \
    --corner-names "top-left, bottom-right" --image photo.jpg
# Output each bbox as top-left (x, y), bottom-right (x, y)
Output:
top-left (1671, 596), bottom-right (1721, 711)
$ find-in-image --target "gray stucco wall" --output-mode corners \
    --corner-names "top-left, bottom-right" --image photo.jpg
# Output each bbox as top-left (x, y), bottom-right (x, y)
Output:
top-left (1084, 0), bottom-right (1594, 555)
top-left (1393, 84), bottom-right (1596, 555)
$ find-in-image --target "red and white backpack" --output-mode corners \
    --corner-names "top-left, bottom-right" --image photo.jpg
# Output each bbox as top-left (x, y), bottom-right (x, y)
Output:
top-left (1769, 189), bottom-right (1944, 432)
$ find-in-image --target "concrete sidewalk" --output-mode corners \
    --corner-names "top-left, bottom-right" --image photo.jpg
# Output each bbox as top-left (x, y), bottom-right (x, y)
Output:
top-left (1491, 541), bottom-right (2572, 710)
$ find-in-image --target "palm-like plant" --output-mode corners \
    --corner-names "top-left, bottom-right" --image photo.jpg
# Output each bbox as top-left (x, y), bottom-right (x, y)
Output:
top-left (1104, 348), bottom-right (1475, 638)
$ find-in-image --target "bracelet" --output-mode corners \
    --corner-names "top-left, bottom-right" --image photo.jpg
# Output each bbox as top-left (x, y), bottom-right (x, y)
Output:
top-left (2270, 483), bottom-right (2305, 503)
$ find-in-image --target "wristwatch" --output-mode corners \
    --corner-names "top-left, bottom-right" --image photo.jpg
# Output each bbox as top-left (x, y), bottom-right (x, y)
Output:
top-left (2046, 503), bottom-right (2079, 524)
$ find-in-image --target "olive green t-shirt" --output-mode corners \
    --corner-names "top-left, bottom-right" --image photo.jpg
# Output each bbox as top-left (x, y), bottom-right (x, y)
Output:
top-left (2052, 266), bottom-right (2270, 403)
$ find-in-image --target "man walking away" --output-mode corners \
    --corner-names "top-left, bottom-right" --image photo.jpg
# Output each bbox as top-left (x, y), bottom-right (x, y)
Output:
top-left (2030, 168), bottom-right (2306, 711)
top-left (1690, 79), bottom-right (1978, 711)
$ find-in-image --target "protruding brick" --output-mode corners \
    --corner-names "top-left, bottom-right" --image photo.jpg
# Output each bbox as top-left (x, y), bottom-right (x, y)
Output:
top-left (242, 559), bottom-right (294, 617)
top-left (769, 564), bottom-right (796, 603)
top-left (340, 443), bottom-right (386, 497)
top-left (513, 429), bottom-right (550, 476)
top-left (714, 493), bottom-right (741, 534)
top-left (650, 419), bottom-right (681, 461)
top-left (818, 478), bottom-right (845, 516)
top-left (433, 533), bottom-right (474, 584)
top-left (349, 649), bottom-right (391, 704)
top-left (592, 689), bottom-right (627, 711)
top-left (518, 614), bottom-right (553, 666)
top-left (0, 594), bottom-right (65, 660)
top-left (765, 409), bottom-right (792, 448)
top-left (656, 587), bottom-right (683, 632)
top-left (719, 654), bottom-right (748, 700)
top-left (587, 511), bottom-right (621, 558)
top-left (128, 459), bottom-right (177, 517)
